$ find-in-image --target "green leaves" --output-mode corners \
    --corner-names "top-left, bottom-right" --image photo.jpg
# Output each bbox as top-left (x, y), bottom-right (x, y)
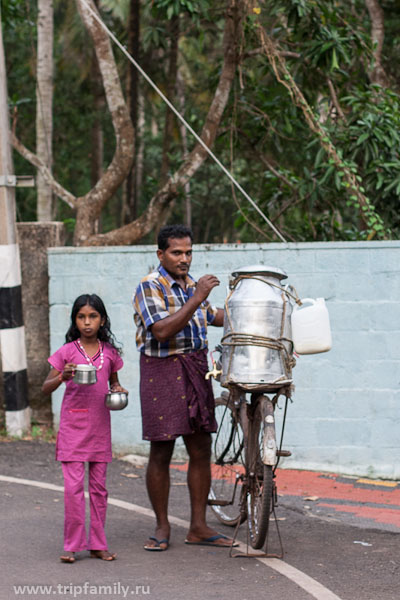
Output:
top-left (1, 0), bottom-right (27, 27)
top-left (150, 0), bottom-right (210, 21)
top-left (7, 0), bottom-right (399, 243)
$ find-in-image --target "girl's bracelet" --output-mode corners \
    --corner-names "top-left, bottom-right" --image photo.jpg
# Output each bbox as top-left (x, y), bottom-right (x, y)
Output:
top-left (58, 373), bottom-right (64, 382)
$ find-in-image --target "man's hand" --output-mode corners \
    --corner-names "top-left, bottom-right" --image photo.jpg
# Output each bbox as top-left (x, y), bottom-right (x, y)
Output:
top-left (193, 275), bottom-right (220, 303)
top-left (151, 273), bottom-right (220, 343)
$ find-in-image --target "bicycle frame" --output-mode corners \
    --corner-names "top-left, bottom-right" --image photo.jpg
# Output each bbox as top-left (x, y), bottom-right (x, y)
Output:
top-left (230, 389), bottom-right (287, 469)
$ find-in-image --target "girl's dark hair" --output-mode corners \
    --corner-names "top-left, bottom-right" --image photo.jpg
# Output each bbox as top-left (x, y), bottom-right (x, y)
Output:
top-left (65, 294), bottom-right (122, 354)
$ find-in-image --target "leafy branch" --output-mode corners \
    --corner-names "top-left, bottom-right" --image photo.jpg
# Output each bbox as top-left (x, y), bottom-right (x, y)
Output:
top-left (246, 0), bottom-right (388, 239)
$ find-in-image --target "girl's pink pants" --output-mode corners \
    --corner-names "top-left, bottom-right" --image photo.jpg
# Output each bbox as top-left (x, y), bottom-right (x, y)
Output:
top-left (61, 461), bottom-right (108, 552)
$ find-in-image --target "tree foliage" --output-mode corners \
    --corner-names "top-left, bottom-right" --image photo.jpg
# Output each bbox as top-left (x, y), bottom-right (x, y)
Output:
top-left (4, 0), bottom-right (400, 243)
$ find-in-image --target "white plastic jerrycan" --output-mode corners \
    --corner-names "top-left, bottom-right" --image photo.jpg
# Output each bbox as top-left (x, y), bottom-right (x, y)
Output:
top-left (291, 298), bottom-right (332, 355)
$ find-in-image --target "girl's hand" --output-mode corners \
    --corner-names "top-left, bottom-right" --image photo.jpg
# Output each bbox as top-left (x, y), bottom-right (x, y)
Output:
top-left (61, 363), bottom-right (77, 381)
top-left (42, 364), bottom-right (76, 395)
top-left (109, 372), bottom-right (127, 393)
top-left (109, 383), bottom-right (128, 393)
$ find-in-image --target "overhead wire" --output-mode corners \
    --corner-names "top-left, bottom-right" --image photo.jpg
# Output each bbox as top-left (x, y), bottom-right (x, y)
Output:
top-left (79, 0), bottom-right (287, 244)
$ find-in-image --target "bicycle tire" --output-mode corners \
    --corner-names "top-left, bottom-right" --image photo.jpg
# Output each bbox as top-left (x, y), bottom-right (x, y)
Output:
top-left (246, 396), bottom-right (275, 549)
top-left (208, 394), bottom-right (246, 527)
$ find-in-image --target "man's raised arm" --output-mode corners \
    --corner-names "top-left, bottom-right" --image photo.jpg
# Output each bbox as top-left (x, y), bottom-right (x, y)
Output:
top-left (151, 275), bottom-right (221, 342)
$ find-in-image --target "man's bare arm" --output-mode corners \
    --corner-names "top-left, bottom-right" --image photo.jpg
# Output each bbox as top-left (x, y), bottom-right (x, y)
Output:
top-left (151, 275), bottom-right (220, 342)
top-left (212, 308), bottom-right (224, 327)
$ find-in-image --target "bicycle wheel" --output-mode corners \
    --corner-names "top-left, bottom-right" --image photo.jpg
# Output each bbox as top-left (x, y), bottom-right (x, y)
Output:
top-left (246, 396), bottom-right (275, 549)
top-left (208, 393), bottom-right (246, 526)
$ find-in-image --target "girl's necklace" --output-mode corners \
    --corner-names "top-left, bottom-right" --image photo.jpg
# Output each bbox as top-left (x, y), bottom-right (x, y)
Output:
top-left (77, 339), bottom-right (104, 371)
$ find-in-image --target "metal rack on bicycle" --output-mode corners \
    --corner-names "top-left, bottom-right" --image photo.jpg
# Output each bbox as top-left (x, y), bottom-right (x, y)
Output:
top-left (206, 265), bottom-right (302, 559)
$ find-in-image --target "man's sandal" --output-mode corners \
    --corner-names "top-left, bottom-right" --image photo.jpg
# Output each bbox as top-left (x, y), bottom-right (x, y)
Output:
top-left (90, 550), bottom-right (117, 561)
top-left (144, 536), bottom-right (169, 551)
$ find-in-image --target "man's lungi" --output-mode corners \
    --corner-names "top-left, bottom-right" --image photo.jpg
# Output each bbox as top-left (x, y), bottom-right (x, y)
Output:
top-left (140, 348), bottom-right (217, 441)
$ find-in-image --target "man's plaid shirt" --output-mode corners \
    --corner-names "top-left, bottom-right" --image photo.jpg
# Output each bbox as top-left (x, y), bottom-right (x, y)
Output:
top-left (133, 265), bottom-right (218, 357)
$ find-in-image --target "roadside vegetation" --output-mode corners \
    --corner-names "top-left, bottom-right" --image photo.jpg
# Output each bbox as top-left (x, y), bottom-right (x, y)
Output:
top-left (4, 0), bottom-right (400, 244)
top-left (0, 413), bottom-right (56, 442)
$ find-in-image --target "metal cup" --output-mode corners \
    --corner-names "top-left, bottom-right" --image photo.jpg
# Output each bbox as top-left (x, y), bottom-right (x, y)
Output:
top-left (105, 391), bottom-right (129, 411)
top-left (73, 364), bottom-right (97, 385)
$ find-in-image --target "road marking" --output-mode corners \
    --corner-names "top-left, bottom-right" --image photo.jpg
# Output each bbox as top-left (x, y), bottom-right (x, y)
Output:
top-left (0, 475), bottom-right (64, 492)
top-left (256, 558), bottom-right (343, 600)
top-left (356, 478), bottom-right (397, 487)
top-left (0, 474), bottom-right (344, 600)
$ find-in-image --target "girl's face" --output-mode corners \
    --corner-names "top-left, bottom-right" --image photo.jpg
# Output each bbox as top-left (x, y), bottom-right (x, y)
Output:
top-left (75, 304), bottom-right (105, 340)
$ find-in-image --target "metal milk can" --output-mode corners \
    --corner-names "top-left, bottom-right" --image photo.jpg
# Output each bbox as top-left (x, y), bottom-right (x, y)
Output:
top-left (220, 265), bottom-right (294, 391)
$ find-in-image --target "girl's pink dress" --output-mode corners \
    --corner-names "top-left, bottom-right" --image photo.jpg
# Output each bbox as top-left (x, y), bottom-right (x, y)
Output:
top-left (48, 340), bottom-right (123, 462)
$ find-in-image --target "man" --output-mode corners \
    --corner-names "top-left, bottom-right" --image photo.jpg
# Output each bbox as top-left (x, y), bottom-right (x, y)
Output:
top-left (133, 224), bottom-right (235, 551)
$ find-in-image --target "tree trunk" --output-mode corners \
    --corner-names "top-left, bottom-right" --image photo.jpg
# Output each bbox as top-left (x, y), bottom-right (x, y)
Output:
top-left (12, 1), bottom-right (243, 247)
top-left (84, 0), bottom-right (243, 246)
top-left (89, 48), bottom-right (104, 234)
top-left (36, 0), bottom-right (54, 222)
top-left (126, 0), bottom-right (140, 222)
top-left (156, 15), bottom-right (180, 231)
top-left (365, 0), bottom-right (389, 87)
top-left (177, 69), bottom-right (191, 228)
top-left (74, 0), bottom-right (135, 245)
top-left (135, 86), bottom-right (145, 207)
top-left (90, 48), bottom-right (104, 189)
top-left (161, 14), bottom-right (180, 185)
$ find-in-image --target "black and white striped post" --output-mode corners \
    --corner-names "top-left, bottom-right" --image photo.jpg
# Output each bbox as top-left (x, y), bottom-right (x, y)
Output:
top-left (0, 241), bottom-right (30, 434)
top-left (0, 14), bottom-right (31, 435)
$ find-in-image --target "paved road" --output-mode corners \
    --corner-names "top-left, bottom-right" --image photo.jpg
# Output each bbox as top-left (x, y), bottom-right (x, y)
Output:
top-left (0, 440), bottom-right (399, 600)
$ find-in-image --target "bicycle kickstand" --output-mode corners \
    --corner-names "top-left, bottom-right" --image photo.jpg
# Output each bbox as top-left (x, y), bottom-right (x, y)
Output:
top-left (230, 504), bottom-right (284, 559)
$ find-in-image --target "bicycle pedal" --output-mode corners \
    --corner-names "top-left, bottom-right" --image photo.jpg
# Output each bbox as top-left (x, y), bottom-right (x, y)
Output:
top-left (207, 499), bottom-right (231, 506)
top-left (276, 449), bottom-right (292, 457)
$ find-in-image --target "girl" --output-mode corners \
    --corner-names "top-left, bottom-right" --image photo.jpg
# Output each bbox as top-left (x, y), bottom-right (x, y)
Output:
top-left (42, 294), bottom-right (126, 563)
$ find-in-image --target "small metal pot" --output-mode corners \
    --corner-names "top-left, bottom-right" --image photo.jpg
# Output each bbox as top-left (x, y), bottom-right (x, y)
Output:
top-left (105, 391), bottom-right (129, 411)
top-left (73, 364), bottom-right (97, 385)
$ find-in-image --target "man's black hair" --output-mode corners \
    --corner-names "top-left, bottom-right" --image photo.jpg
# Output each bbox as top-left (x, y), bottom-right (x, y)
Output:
top-left (157, 224), bottom-right (193, 250)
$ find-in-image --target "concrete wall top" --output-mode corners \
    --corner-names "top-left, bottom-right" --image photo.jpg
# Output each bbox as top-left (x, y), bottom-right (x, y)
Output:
top-left (48, 240), bottom-right (400, 252)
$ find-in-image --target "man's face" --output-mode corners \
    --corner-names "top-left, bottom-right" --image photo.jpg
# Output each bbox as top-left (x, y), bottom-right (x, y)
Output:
top-left (157, 236), bottom-right (193, 280)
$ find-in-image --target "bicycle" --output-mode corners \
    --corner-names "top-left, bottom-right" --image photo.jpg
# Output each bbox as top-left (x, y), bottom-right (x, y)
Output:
top-left (206, 265), bottom-right (298, 556)
top-left (208, 384), bottom-right (291, 555)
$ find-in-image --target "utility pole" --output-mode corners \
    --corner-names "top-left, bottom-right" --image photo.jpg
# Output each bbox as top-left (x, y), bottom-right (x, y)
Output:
top-left (0, 11), bottom-right (31, 435)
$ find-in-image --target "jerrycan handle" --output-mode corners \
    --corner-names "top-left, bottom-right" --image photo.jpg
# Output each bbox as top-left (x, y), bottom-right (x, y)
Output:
top-left (293, 298), bottom-right (317, 312)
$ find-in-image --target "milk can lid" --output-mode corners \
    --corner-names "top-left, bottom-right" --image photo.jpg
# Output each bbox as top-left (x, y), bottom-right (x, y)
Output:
top-left (231, 265), bottom-right (288, 280)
